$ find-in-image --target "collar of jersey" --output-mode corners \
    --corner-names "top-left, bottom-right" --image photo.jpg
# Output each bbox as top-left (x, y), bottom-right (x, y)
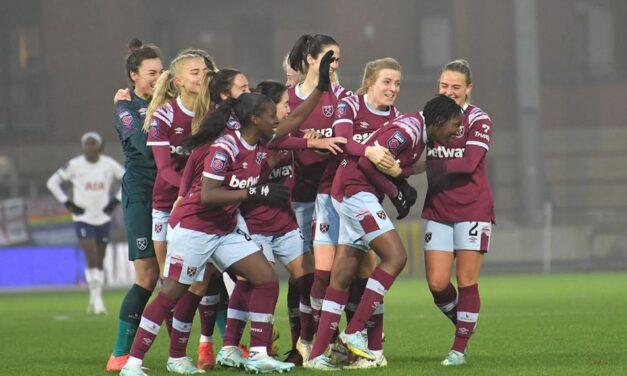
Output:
top-left (176, 96), bottom-right (195, 117)
top-left (462, 102), bottom-right (469, 112)
top-left (131, 87), bottom-right (149, 106)
top-left (363, 94), bottom-right (391, 116)
top-left (235, 130), bottom-right (257, 150)
top-left (294, 82), bottom-right (309, 100)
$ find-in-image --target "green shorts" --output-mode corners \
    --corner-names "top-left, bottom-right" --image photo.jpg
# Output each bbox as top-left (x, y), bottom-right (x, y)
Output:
top-left (122, 197), bottom-right (156, 261)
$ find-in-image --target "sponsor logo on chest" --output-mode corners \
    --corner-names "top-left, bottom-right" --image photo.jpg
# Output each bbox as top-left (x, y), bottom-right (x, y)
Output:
top-left (170, 145), bottom-right (190, 156)
top-left (427, 146), bottom-right (465, 158)
top-left (228, 174), bottom-right (260, 189)
top-left (455, 125), bottom-right (465, 138)
top-left (352, 131), bottom-right (374, 144)
top-left (308, 127), bottom-right (333, 138)
top-left (270, 165), bottom-right (293, 179)
top-left (256, 152), bottom-right (268, 165)
top-left (84, 181), bottom-right (105, 191)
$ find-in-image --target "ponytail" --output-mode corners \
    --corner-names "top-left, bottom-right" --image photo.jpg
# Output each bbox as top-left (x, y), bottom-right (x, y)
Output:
top-left (143, 51), bottom-right (207, 132)
top-left (184, 93), bottom-right (272, 151)
top-left (184, 98), bottom-right (238, 151)
top-left (143, 70), bottom-right (176, 131)
top-left (288, 33), bottom-right (339, 78)
top-left (442, 59), bottom-right (472, 85)
top-left (288, 34), bottom-right (314, 74)
top-left (191, 70), bottom-right (217, 135)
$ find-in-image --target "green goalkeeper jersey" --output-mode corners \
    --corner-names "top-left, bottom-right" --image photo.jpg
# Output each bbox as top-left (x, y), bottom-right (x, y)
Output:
top-left (113, 90), bottom-right (156, 202)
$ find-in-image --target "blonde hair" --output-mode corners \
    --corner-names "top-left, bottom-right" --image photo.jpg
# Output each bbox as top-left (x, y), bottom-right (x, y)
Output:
top-left (355, 57), bottom-right (402, 96)
top-left (191, 69), bottom-right (218, 135)
top-left (442, 59), bottom-right (472, 85)
top-left (142, 52), bottom-right (204, 132)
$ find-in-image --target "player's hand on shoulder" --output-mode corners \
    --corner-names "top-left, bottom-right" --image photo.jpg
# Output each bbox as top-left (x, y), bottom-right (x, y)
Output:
top-left (113, 88), bottom-right (131, 104)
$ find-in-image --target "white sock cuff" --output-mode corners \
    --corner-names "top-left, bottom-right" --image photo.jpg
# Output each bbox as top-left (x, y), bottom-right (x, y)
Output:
top-left (321, 299), bottom-right (345, 315)
top-left (227, 308), bottom-right (248, 321)
top-left (172, 317), bottom-right (193, 333)
top-left (366, 278), bottom-right (387, 296)
top-left (200, 294), bottom-right (220, 306)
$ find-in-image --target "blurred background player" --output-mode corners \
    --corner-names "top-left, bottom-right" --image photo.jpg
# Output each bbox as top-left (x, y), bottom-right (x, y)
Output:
top-left (422, 59), bottom-right (495, 367)
top-left (107, 39), bottom-right (163, 372)
top-left (46, 131), bottom-right (124, 315)
top-left (286, 34), bottom-right (352, 338)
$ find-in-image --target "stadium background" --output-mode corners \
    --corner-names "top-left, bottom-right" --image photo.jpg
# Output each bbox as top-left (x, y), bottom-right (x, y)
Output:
top-left (0, 0), bottom-right (626, 288)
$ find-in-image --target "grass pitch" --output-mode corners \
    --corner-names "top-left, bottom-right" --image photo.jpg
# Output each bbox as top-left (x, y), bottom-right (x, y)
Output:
top-left (1, 272), bottom-right (625, 376)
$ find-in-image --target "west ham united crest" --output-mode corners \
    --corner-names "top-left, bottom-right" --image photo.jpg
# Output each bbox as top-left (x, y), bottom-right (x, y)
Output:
top-left (322, 105), bottom-right (334, 117)
top-left (154, 223), bottom-right (163, 234)
top-left (455, 125), bottom-right (465, 138)
top-left (425, 232), bottom-right (432, 242)
top-left (136, 237), bottom-right (148, 251)
top-left (187, 266), bottom-right (198, 277)
top-left (376, 210), bottom-right (387, 220)
top-left (320, 223), bottom-right (330, 234)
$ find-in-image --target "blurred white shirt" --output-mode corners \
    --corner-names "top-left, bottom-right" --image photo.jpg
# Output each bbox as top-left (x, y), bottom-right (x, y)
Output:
top-left (47, 155), bottom-right (124, 225)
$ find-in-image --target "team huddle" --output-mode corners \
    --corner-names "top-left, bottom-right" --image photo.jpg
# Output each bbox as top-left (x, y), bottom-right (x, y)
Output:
top-left (105, 33), bottom-right (494, 375)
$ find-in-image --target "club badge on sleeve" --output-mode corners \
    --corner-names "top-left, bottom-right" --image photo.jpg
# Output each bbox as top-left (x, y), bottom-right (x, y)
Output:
top-left (210, 151), bottom-right (228, 172)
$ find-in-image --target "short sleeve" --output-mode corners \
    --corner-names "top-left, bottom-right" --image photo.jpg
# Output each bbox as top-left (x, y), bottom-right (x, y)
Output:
top-left (203, 146), bottom-right (232, 181)
top-left (332, 98), bottom-right (356, 128)
top-left (466, 109), bottom-right (493, 151)
top-left (376, 128), bottom-right (411, 158)
top-left (147, 104), bottom-right (173, 146)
